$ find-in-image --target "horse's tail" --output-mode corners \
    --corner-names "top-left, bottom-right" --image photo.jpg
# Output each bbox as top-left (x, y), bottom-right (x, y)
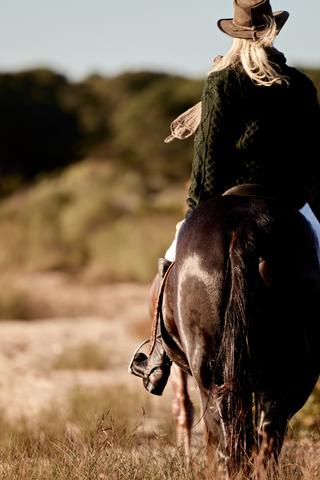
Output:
top-left (217, 220), bottom-right (260, 464)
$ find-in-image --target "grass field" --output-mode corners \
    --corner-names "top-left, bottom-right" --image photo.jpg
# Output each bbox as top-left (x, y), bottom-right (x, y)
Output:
top-left (0, 389), bottom-right (319, 480)
top-left (0, 272), bottom-right (318, 479)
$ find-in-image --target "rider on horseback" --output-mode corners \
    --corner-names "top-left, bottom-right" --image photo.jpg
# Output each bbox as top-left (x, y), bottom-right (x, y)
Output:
top-left (129, 0), bottom-right (320, 395)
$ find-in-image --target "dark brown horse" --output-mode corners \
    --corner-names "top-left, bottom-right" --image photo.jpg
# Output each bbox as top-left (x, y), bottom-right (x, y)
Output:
top-left (160, 191), bottom-right (320, 474)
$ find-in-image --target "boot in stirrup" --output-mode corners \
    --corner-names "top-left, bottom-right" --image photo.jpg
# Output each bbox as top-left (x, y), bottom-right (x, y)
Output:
top-left (128, 258), bottom-right (172, 396)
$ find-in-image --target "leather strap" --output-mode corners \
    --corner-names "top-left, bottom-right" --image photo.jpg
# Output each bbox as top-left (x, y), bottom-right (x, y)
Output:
top-left (147, 260), bottom-right (175, 355)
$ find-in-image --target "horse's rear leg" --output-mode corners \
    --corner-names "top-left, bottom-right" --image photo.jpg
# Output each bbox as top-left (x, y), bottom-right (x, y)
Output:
top-left (254, 393), bottom-right (286, 478)
top-left (171, 363), bottom-right (194, 455)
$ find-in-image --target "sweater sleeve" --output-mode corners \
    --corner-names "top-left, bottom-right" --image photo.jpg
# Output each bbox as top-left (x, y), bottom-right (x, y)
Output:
top-left (185, 70), bottom-right (240, 217)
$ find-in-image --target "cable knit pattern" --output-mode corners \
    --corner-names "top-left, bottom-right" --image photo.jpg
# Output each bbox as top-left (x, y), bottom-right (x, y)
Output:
top-left (186, 62), bottom-right (320, 217)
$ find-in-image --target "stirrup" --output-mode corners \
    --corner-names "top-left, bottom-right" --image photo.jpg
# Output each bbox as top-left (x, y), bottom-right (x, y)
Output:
top-left (128, 338), bottom-right (150, 374)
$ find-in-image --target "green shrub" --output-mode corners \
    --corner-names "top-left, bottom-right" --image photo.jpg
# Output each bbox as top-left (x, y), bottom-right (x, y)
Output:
top-left (53, 343), bottom-right (111, 371)
top-left (0, 159), bottom-right (185, 282)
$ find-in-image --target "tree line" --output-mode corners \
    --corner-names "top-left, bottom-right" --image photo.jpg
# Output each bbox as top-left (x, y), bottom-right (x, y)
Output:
top-left (0, 69), bottom-right (203, 197)
top-left (0, 67), bottom-right (319, 197)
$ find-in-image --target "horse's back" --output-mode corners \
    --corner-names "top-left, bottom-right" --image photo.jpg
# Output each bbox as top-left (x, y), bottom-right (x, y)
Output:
top-left (177, 194), bottom-right (320, 311)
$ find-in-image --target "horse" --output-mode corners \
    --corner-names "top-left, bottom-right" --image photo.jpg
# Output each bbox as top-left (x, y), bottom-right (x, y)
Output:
top-left (158, 188), bottom-right (320, 474)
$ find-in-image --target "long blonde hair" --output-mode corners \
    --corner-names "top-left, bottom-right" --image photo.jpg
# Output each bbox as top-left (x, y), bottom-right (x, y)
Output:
top-left (210, 17), bottom-right (289, 86)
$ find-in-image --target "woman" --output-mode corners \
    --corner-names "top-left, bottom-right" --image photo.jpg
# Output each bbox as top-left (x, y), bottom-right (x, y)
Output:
top-left (129, 0), bottom-right (320, 395)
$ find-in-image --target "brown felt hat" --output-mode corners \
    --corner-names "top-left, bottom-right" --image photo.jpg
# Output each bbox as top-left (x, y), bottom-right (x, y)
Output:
top-left (218, 0), bottom-right (289, 39)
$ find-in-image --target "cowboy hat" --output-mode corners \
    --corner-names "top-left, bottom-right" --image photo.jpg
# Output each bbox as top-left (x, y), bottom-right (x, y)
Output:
top-left (217, 0), bottom-right (289, 39)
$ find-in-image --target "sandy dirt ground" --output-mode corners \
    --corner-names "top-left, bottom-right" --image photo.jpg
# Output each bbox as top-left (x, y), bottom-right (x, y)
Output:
top-left (0, 272), bottom-right (200, 429)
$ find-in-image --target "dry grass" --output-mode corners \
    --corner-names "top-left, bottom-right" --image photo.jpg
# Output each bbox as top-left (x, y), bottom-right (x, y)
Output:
top-left (0, 384), bottom-right (200, 479)
top-left (0, 416), bottom-right (202, 480)
top-left (0, 415), bottom-right (319, 479)
top-left (0, 273), bottom-right (319, 478)
top-left (0, 287), bottom-right (32, 320)
top-left (0, 383), bottom-right (318, 479)
top-left (52, 343), bottom-right (111, 370)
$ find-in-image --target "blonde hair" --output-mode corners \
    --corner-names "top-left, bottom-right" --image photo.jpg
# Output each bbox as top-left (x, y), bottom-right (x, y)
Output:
top-left (210, 17), bottom-right (289, 86)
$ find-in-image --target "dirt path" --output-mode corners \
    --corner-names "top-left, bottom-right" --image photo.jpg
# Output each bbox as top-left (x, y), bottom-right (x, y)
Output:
top-left (0, 272), bottom-right (200, 429)
top-left (0, 273), bottom-right (155, 421)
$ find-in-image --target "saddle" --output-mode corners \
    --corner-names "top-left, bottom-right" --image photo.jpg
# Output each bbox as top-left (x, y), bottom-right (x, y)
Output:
top-left (222, 183), bottom-right (274, 199)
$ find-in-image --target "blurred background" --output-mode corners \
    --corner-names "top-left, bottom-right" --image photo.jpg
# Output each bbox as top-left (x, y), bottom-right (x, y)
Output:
top-left (0, 0), bottom-right (319, 446)
top-left (0, 0), bottom-right (319, 284)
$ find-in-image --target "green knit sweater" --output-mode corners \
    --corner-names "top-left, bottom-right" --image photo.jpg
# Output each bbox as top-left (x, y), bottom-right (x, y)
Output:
top-left (185, 61), bottom-right (320, 217)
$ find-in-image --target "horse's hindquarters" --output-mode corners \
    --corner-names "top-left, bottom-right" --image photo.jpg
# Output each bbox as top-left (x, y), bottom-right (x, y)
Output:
top-left (162, 194), bottom-right (320, 470)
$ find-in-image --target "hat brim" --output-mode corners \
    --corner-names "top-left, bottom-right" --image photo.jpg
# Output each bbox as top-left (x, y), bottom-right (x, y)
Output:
top-left (217, 10), bottom-right (289, 39)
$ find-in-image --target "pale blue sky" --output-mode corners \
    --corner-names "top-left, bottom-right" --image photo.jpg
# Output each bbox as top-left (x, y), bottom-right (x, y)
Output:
top-left (1, 0), bottom-right (319, 81)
